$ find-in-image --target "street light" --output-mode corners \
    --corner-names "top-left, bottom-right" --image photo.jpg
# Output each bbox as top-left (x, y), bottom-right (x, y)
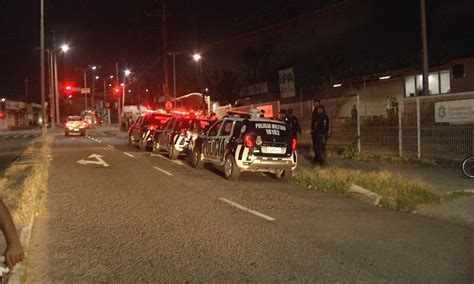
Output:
top-left (121, 69), bottom-right (131, 115)
top-left (193, 53), bottom-right (201, 62)
top-left (60, 44), bottom-right (69, 52)
top-left (193, 53), bottom-right (205, 110)
top-left (95, 76), bottom-right (99, 80)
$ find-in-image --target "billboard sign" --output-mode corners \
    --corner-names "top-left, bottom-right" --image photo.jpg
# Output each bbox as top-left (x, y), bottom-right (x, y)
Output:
top-left (279, 68), bottom-right (295, 98)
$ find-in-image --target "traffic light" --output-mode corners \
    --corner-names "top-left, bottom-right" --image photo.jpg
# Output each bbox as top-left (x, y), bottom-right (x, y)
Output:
top-left (114, 87), bottom-right (121, 96)
top-left (0, 112), bottom-right (4, 119)
top-left (65, 85), bottom-right (72, 95)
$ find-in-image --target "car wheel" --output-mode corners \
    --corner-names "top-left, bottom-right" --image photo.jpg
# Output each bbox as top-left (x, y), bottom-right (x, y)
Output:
top-left (168, 143), bottom-right (179, 160)
top-left (65, 131), bottom-right (69, 137)
top-left (224, 154), bottom-right (240, 181)
top-left (274, 169), bottom-right (292, 182)
top-left (190, 147), bottom-right (203, 168)
top-left (139, 137), bottom-right (147, 151)
top-left (81, 130), bottom-right (86, 136)
top-left (152, 140), bottom-right (161, 154)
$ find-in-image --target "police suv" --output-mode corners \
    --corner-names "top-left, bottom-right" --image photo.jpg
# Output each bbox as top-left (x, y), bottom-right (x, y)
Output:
top-left (189, 110), bottom-right (297, 181)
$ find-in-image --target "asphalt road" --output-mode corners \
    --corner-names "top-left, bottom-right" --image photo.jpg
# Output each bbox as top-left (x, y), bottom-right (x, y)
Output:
top-left (25, 128), bottom-right (474, 283)
top-left (0, 129), bottom-right (41, 174)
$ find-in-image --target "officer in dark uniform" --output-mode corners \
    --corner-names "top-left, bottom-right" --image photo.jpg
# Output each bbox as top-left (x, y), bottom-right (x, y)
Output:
top-left (314, 105), bottom-right (330, 165)
top-left (310, 100), bottom-right (320, 163)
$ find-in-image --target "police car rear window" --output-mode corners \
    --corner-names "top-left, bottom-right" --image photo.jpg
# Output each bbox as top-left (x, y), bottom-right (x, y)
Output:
top-left (251, 121), bottom-right (288, 137)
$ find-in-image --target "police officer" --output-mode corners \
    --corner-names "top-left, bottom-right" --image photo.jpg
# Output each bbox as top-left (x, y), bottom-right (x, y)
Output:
top-left (287, 109), bottom-right (301, 140)
top-left (310, 100), bottom-right (321, 163)
top-left (314, 105), bottom-right (330, 165)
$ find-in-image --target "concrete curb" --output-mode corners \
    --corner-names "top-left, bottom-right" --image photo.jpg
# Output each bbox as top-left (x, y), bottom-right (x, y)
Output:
top-left (347, 184), bottom-right (382, 206)
top-left (6, 134), bottom-right (53, 284)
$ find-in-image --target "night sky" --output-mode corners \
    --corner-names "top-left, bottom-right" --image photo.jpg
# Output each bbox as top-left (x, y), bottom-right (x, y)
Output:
top-left (1, 0), bottom-right (473, 103)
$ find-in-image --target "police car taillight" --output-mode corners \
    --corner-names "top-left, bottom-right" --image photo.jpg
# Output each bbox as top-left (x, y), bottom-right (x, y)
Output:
top-left (291, 138), bottom-right (297, 151)
top-left (244, 133), bottom-right (255, 148)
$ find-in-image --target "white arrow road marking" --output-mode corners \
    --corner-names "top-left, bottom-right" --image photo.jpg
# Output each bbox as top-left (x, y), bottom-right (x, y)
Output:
top-left (123, 152), bottom-right (135, 158)
top-left (219, 198), bottom-right (276, 222)
top-left (153, 166), bottom-right (173, 176)
top-left (77, 153), bottom-right (109, 167)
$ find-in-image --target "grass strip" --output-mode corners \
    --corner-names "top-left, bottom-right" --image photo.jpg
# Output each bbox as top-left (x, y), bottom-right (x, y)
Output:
top-left (293, 167), bottom-right (444, 211)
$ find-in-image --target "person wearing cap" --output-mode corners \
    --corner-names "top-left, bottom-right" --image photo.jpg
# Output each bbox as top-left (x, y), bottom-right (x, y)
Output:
top-left (311, 100), bottom-right (321, 163)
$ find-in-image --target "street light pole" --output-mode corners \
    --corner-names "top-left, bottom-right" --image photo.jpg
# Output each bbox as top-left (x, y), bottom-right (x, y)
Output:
top-left (40, 0), bottom-right (47, 134)
top-left (46, 50), bottom-right (55, 127)
top-left (53, 52), bottom-right (60, 124)
top-left (83, 70), bottom-right (88, 110)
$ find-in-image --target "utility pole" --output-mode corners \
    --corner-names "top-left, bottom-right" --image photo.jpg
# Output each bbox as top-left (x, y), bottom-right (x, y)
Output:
top-left (40, 0), bottom-right (47, 134)
top-left (115, 62), bottom-right (120, 128)
top-left (47, 51), bottom-right (55, 127)
top-left (53, 52), bottom-right (60, 124)
top-left (420, 0), bottom-right (429, 96)
top-left (91, 68), bottom-right (95, 109)
top-left (162, 0), bottom-right (169, 101)
top-left (83, 70), bottom-right (88, 110)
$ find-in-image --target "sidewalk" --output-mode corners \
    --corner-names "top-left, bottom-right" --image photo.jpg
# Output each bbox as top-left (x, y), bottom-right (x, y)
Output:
top-left (298, 147), bottom-right (474, 228)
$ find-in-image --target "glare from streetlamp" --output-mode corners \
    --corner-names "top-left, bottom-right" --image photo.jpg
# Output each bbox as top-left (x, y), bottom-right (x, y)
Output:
top-left (61, 44), bottom-right (69, 52)
top-left (95, 76), bottom-right (99, 80)
top-left (91, 66), bottom-right (97, 70)
top-left (128, 90), bottom-right (131, 93)
top-left (110, 75), bottom-right (114, 79)
top-left (1, 98), bottom-right (5, 102)
top-left (124, 69), bottom-right (131, 77)
top-left (193, 53), bottom-right (201, 62)
top-left (120, 83), bottom-right (124, 86)
top-left (108, 83), bottom-right (112, 87)
top-left (145, 89), bottom-right (149, 92)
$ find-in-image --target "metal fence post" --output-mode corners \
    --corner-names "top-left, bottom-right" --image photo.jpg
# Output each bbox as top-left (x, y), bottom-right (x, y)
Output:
top-left (398, 105), bottom-right (402, 157)
top-left (356, 95), bottom-right (361, 154)
top-left (416, 97), bottom-right (421, 158)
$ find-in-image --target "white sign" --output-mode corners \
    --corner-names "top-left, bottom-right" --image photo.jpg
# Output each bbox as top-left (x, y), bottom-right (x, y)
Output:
top-left (77, 154), bottom-right (109, 167)
top-left (435, 99), bottom-right (474, 124)
top-left (81, 88), bottom-right (91, 94)
top-left (236, 82), bottom-right (268, 97)
top-left (279, 68), bottom-right (295, 98)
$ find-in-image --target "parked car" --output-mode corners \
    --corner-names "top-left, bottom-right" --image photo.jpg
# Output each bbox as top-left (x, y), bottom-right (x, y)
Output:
top-left (128, 111), bottom-right (170, 150)
top-left (152, 115), bottom-right (210, 159)
top-left (64, 116), bottom-right (88, 136)
top-left (189, 112), bottom-right (297, 181)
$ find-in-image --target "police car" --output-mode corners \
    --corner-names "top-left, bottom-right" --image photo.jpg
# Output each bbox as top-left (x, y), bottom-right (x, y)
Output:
top-left (128, 111), bottom-right (170, 151)
top-left (189, 110), bottom-right (297, 181)
top-left (152, 114), bottom-right (210, 160)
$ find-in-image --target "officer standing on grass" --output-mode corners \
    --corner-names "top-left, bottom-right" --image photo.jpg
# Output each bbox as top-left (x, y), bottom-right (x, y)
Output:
top-left (311, 100), bottom-right (321, 163)
top-left (314, 105), bottom-right (330, 165)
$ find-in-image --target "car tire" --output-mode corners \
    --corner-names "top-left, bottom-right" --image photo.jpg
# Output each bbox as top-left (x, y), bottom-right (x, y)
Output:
top-left (81, 131), bottom-right (86, 136)
top-left (274, 169), bottom-right (292, 182)
top-left (224, 154), bottom-right (240, 181)
top-left (65, 131), bottom-right (69, 137)
top-left (139, 137), bottom-right (147, 151)
top-left (190, 147), bottom-right (203, 168)
top-left (168, 143), bottom-right (179, 160)
top-left (152, 140), bottom-right (161, 154)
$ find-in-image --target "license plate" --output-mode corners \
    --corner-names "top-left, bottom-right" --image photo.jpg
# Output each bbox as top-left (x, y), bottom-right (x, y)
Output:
top-left (265, 146), bottom-right (283, 154)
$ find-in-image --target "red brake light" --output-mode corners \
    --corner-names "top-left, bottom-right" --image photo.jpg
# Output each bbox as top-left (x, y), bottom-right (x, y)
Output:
top-left (291, 138), bottom-right (297, 151)
top-left (244, 133), bottom-right (255, 148)
top-left (180, 128), bottom-right (186, 135)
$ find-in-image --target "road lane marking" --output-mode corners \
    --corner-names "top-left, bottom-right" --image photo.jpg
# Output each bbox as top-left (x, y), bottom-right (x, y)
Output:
top-left (107, 145), bottom-right (114, 149)
top-left (153, 166), bottom-right (173, 176)
top-left (150, 153), bottom-right (184, 166)
top-left (77, 154), bottom-right (109, 167)
top-left (13, 135), bottom-right (20, 138)
top-left (219, 198), bottom-right (276, 222)
top-left (123, 152), bottom-right (135, 158)
top-left (22, 135), bottom-right (29, 138)
top-left (1, 136), bottom-right (9, 139)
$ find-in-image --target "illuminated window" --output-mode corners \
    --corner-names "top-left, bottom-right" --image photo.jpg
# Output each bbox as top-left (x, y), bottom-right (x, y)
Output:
top-left (404, 70), bottom-right (450, 97)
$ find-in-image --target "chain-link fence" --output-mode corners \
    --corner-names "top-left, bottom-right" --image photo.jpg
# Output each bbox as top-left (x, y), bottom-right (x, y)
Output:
top-left (214, 92), bottom-right (474, 161)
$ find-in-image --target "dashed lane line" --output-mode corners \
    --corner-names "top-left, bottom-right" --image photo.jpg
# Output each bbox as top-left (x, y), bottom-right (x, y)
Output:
top-left (219, 198), bottom-right (276, 222)
top-left (107, 145), bottom-right (114, 149)
top-left (22, 135), bottom-right (29, 138)
top-left (153, 166), bottom-right (173, 176)
top-left (150, 153), bottom-right (185, 166)
top-left (123, 152), bottom-right (135, 158)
